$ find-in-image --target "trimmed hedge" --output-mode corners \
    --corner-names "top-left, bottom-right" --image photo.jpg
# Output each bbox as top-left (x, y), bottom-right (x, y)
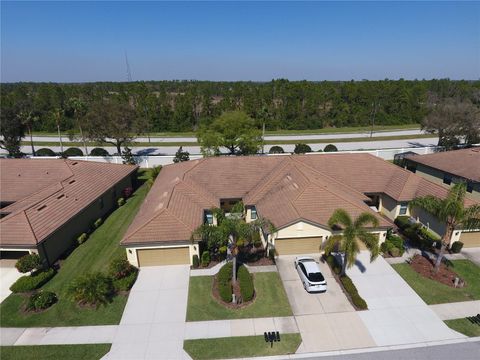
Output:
top-left (90, 147), bottom-right (110, 156)
top-left (237, 265), bottom-right (254, 302)
top-left (15, 253), bottom-right (41, 273)
top-left (10, 268), bottom-right (56, 293)
top-left (394, 216), bottom-right (411, 230)
top-left (36, 148), bottom-right (56, 156)
top-left (63, 147), bottom-right (83, 157)
top-left (451, 241), bottom-right (464, 254)
top-left (325, 254), bottom-right (341, 275)
top-left (340, 275), bottom-right (368, 310)
top-left (217, 262), bottom-right (233, 303)
top-left (293, 143), bottom-right (312, 154)
top-left (192, 254), bottom-right (200, 268)
top-left (201, 251), bottom-right (211, 267)
top-left (324, 144), bottom-right (338, 152)
top-left (269, 146), bottom-right (285, 154)
top-left (26, 291), bottom-right (57, 311)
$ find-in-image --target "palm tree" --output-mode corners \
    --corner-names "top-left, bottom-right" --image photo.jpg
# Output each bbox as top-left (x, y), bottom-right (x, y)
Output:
top-left (51, 107), bottom-right (64, 154)
top-left (67, 97), bottom-right (88, 155)
top-left (325, 209), bottom-right (380, 276)
top-left (146, 165), bottom-right (162, 188)
top-left (409, 183), bottom-right (480, 273)
top-left (17, 110), bottom-right (38, 156)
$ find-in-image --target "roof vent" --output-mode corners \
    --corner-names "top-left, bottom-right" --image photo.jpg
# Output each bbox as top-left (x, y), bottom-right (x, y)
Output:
top-left (57, 194), bottom-right (65, 200)
top-left (69, 179), bottom-right (76, 184)
top-left (71, 162), bottom-right (78, 165)
top-left (37, 205), bottom-right (47, 211)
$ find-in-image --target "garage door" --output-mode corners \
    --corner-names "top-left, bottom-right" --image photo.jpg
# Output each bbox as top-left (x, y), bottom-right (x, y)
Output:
top-left (275, 237), bottom-right (322, 255)
top-left (459, 231), bottom-right (480, 248)
top-left (137, 247), bottom-right (190, 266)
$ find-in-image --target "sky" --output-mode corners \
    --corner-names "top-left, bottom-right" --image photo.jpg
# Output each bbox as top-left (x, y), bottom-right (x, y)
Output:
top-left (1, 1), bottom-right (479, 82)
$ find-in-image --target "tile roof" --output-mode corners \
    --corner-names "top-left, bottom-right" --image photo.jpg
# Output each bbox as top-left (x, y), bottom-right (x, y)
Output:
top-left (405, 147), bottom-right (480, 182)
top-left (0, 159), bottom-right (137, 247)
top-left (123, 153), bottom-right (467, 245)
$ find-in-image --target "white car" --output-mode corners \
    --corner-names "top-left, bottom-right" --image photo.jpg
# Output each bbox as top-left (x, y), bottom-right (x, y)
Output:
top-left (294, 256), bottom-right (327, 293)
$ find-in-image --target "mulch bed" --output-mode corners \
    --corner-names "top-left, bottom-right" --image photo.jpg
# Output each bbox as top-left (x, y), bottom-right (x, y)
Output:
top-left (244, 257), bottom-right (274, 266)
top-left (211, 274), bottom-right (256, 309)
top-left (409, 254), bottom-right (465, 288)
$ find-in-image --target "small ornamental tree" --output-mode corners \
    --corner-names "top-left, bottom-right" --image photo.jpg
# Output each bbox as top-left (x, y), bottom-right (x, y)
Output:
top-left (324, 144), bottom-right (338, 152)
top-left (268, 146), bottom-right (285, 154)
top-left (67, 272), bottom-right (114, 308)
top-left (15, 253), bottom-right (41, 273)
top-left (173, 146), bottom-right (190, 163)
top-left (121, 146), bottom-right (136, 165)
top-left (293, 143), bottom-right (312, 154)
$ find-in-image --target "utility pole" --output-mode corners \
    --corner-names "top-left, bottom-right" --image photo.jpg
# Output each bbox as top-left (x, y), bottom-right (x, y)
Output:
top-left (125, 51), bottom-right (132, 82)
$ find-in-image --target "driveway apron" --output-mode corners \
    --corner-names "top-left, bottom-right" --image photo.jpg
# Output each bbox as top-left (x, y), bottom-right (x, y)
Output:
top-left (106, 265), bottom-right (190, 360)
top-left (348, 252), bottom-right (465, 346)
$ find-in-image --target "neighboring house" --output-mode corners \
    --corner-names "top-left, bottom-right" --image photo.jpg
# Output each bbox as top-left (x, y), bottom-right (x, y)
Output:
top-left (0, 159), bottom-right (138, 266)
top-left (122, 154), bottom-right (475, 267)
top-left (404, 148), bottom-right (480, 247)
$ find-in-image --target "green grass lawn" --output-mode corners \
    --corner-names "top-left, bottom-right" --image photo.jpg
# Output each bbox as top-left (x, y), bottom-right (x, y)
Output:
top-left (0, 344), bottom-right (111, 360)
top-left (445, 318), bottom-right (480, 337)
top-left (0, 184), bottom-right (148, 327)
top-left (186, 272), bottom-right (292, 321)
top-left (184, 334), bottom-right (301, 360)
top-left (392, 260), bottom-right (480, 304)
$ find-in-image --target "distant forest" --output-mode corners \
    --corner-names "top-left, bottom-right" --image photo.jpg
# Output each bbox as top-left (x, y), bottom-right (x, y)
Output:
top-left (1, 79), bottom-right (479, 133)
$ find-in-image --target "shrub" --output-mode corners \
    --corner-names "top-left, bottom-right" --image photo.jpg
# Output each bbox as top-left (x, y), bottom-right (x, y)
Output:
top-left (15, 253), bottom-right (41, 273)
top-left (122, 187), bottom-right (134, 199)
top-left (394, 216), bottom-right (411, 230)
top-left (325, 254), bottom-right (341, 275)
top-left (201, 251), bottom-right (211, 267)
top-left (36, 148), bottom-right (56, 156)
top-left (218, 262), bottom-right (233, 283)
top-left (113, 270), bottom-right (138, 292)
top-left (63, 147), bottom-right (83, 157)
top-left (192, 254), bottom-right (200, 268)
top-left (324, 144), bottom-right (338, 152)
top-left (217, 262), bottom-right (233, 303)
top-left (77, 233), bottom-right (88, 245)
top-left (218, 281), bottom-right (232, 303)
top-left (90, 147), bottom-right (110, 156)
top-left (237, 265), bottom-right (254, 302)
top-left (269, 146), bottom-right (285, 154)
top-left (26, 291), bottom-right (57, 311)
top-left (236, 239), bottom-right (245, 247)
top-left (108, 258), bottom-right (135, 280)
top-left (117, 197), bottom-right (125, 207)
top-left (389, 247), bottom-right (400, 257)
top-left (380, 241), bottom-right (394, 254)
top-left (293, 143), bottom-right (312, 154)
top-left (10, 268), bottom-right (56, 293)
top-left (67, 272), bottom-right (114, 308)
top-left (387, 234), bottom-right (404, 250)
top-left (451, 241), bottom-right (464, 254)
top-left (93, 218), bottom-right (103, 229)
top-left (218, 246), bottom-right (227, 255)
top-left (419, 227), bottom-right (440, 243)
top-left (340, 275), bottom-right (368, 310)
top-left (253, 239), bottom-right (262, 248)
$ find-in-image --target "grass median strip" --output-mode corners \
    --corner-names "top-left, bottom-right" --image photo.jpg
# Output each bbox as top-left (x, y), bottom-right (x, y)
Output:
top-left (183, 334), bottom-right (302, 360)
top-left (445, 318), bottom-right (480, 337)
top-left (0, 184), bottom-right (148, 327)
top-left (186, 272), bottom-right (292, 321)
top-left (392, 260), bottom-right (480, 304)
top-left (0, 344), bottom-right (111, 360)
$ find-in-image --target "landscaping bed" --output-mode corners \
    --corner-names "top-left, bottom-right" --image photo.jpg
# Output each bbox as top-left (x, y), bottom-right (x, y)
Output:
top-left (183, 334), bottom-right (301, 360)
top-left (392, 260), bottom-right (480, 304)
top-left (0, 184), bottom-right (148, 327)
top-left (186, 272), bottom-right (292, 321)
top-left (409, 254), bottom-right (463, 287)
top-left (0, 344), bottom-right (111, 360)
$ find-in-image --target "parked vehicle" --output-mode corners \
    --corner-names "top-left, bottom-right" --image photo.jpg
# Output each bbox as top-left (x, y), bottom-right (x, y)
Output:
top-left (294, 256), bottom-right (327, 293)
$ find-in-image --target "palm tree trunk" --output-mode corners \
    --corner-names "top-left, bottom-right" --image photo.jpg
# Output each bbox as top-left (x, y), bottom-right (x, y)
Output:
top-left (29, 127), bottom-right (35, 156)
top-left (341, 252), bottom-right (347, 277)
top-left (434, 227), bottom-right (453, 273)
top-left (57, 124), bottom-right (64, 154)
top-left (79, 125), bottom-right (88, 155)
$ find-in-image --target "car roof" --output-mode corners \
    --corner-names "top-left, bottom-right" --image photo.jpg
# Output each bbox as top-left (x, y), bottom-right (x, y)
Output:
top-left (300, 259), bottom-right (321, 274)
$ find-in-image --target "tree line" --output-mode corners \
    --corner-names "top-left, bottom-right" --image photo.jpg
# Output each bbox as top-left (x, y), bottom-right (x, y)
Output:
top-left (1, 79), bottom-right (479, 156)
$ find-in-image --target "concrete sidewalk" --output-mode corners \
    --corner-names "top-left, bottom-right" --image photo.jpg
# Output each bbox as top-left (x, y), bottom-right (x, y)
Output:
top-left (190, 262), bottom-right (277, 277)
top-left (0, 326), bottom-right (117, 346)
top-left (430, 300), bottom-right (480, 320)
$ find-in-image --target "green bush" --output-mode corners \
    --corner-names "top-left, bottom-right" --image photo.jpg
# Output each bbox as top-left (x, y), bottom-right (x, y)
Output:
top-left (451, 241), bottom-right (464, 254)
top-left (293, 143), bottom-right (312, 154)
top-left (218, 246), bottom-right (227, 255)
top-left (325, 254), bottom-right (341, 275)
top-left (380, 241), bottom-right (394, 254)
top-left (389, 247), bottom-right (400, 257)
top-left (269, 146), bottom-right (285, 154)
top-left (36, 148), bottom-right (56, 156)
top-left (26, 291), bottom-right (57, 311)
top-left (15, 253), bottom-right (41, 273)
top-left (394, 216), bottom-right (411, 230)
top-left (93, 218), bottom-right (103, 229)
top-left (340, 275), bottom-right (368, 310)
top-left (201, 251), bottom-right (211, 267)
top-left (67, 272), bottom-right (114, 308)
top-left (113, 270), bottom-right (138, 292)
top-left (90, 147), bottom-right (110, 156)
top-left (218, 262), bottom-right (233, 283)
top-left (268, 248), bottom-right (276, 261)
top-left (108, 258), bottom-right (135, 279)
top-left (117, 197), bottom-right (125, 207)
top-left (217, 262), bottom-right (233, 302)
top-left (218, 281), bottom-right (232, 303)
top-left (10, 268), bottom-right (56, 293)
top-left (237, 265), bottom-right (254, 302)
top-left (63, 147), bottom-right (83, 157)
top-left (387, 234), bottom-right (404, 250)
top-left (419, 227), bottom-right (440, 242)
top-left (77, 233), bottom-right (88, 245)
top-left (324, 144), bottom-right (338, 152)
top-left (192, 254), bottom-right (200, 268)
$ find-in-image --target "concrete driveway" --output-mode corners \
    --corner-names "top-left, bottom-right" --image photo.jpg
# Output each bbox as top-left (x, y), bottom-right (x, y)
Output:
top-left (462, 247), bottom-right (480, 266)
top-left (105, 265), bottom-right (190, 360)
top-left (348, 252), bottom-right (464, 346)
top-left (0, 261), bottom-right (24, 303)
top-left (277, 255), bottom-right (375, 353)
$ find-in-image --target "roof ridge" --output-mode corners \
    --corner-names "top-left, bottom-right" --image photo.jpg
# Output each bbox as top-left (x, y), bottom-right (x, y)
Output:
top-left (176, 180), bottom-right (218, 208)
top-left (122, 207), bottom-right (168, 242)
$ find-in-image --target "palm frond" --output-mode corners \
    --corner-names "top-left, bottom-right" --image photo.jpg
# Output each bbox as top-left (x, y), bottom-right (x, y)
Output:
top-left (328, 209), bottom-right (352, 229)
top-left (462, 204), bottom-right (480, 230)
top-left (357, 230), bottom-right (380, 262)
top-left (408, 195), bottom-right (444, 219)
top-left (354, 212), bottom-right (379, 229)
top-left (323, 235), bottom-right (342, 255)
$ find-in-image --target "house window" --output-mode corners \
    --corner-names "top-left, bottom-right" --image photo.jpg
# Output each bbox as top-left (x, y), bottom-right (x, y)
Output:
top-left (251, 207), bottom-right (257, 220)
top-left (399, 202), bottom-right (408, 215)
top-left (443, 174), bottom-right (452, 185)
top-left (205, 211), bottom-right (213, 225)
top-left (467, 182), bottom-right (474, 193)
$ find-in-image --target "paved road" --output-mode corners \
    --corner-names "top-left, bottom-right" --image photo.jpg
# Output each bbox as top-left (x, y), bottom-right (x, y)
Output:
top-left (5, 137), bottom-right (439, 156)
top-left (29, 129), bottom-right (424, 143)
top-left (304, 340), bottom-right (480, 360)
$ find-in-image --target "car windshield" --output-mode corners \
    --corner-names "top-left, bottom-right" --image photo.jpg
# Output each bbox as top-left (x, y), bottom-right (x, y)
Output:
top-left (308, 272), bottom-right (325, 282)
